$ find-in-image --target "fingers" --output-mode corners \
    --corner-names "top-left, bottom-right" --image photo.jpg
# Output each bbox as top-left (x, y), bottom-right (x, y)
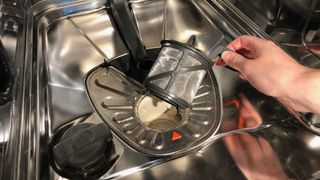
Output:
top-left (227, 35), bottom-right (259, 58)
top-left (215, 58), bottom-right (226, 66)
top-left (238, 72), bottom-right (247, 80)
top-left (227, 35), bottom-right (260, 50)
top-left (237, 48), bottom-right (256, 59)
top-left (221, 51), bottom-right (249, 72)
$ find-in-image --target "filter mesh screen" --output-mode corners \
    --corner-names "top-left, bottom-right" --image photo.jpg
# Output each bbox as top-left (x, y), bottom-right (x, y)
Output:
top-left (148, 47), bottom-right (182, 77)
top-left (150, 76), bottom-right (171, 89)
top-left (167, 70), bottom-right (206, 103)
top-left (181, 54), bottom-right (201, 67)
top-left (145, 41), bottom-right (211, 108)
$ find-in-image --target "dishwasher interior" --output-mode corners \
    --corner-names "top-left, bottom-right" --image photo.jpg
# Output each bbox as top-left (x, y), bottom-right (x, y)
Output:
top-left (228, 0), bottom-right (320, 137)
top-left (1, 0), bottom-right (320, 180)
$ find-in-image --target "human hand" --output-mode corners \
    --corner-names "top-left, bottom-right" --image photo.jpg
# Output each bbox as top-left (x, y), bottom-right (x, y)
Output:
top-left (219, 35), bottom-right (320, 113)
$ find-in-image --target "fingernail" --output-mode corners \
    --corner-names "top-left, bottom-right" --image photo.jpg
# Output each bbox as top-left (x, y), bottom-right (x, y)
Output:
top-left (215, 58), bottom-right (224, 65)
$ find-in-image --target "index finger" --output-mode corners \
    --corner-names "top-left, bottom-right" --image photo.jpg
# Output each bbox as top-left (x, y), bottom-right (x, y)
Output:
top-left (227, 35), bottom-right (257, 50)
top-left (227, 35), bottom-right (260, 58)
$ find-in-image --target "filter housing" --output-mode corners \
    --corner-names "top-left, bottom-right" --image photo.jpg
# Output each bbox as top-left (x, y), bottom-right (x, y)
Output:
top-left (144, 39), bottom-right (213, 108)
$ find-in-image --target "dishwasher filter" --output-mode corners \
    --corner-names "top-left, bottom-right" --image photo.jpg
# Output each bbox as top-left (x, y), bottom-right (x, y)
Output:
top-left (144, 36), bottom-right (213, 108)
top-left (85, 63), bottom-right (222, 156)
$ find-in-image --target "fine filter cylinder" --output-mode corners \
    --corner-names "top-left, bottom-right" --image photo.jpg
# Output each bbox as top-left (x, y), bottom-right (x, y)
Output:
top-left (144, 36), bottom-right (213, 108)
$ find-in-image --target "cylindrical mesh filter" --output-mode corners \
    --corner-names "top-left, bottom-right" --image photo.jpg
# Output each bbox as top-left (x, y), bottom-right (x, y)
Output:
top-left (144, 39), bottom-right (212, 108)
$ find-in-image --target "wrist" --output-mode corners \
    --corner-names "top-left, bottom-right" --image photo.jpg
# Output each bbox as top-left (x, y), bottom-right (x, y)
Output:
top-left (277, 63), bottom-right (307, 99)
top-left (283, 66), bottom-right (320, 113)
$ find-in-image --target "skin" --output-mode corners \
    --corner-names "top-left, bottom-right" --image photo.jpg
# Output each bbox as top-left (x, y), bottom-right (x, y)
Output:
top-left (218, 35), bottom-right (320, 113)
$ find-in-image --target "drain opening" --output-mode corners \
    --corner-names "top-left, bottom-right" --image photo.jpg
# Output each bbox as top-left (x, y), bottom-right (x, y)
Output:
top-left (136, 94), bottom-right (187, 131)
top-left (137, 59), bottom-right (154, 72)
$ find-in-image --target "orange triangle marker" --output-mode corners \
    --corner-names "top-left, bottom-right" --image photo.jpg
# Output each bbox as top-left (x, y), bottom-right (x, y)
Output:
top-left (172, 131), bottom-right (182, 141)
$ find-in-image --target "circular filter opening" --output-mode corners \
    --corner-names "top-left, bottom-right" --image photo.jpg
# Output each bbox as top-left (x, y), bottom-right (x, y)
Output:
top-left (136, 94), bottom-right (187, 131)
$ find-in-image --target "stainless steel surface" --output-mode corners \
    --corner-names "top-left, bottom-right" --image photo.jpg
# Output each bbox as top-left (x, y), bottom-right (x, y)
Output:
top-left (118, 125), bottom-right (320, 180)
top-left (301, 0), bottom-right (320, 60)
top-left (1, 0), bottom-right (320, 179)
top-left (281, 0), bottom-right (313, 16)
top-left (45, 8), bottom-right (128, 129)
top-left (227, 0), bottom-right (278, 30)
top-left (0, 0), bottom-right (24, 179)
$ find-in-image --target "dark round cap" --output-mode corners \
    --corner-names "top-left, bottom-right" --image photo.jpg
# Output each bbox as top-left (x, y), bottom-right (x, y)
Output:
top-left (52, 123), bottom-right (114, 179)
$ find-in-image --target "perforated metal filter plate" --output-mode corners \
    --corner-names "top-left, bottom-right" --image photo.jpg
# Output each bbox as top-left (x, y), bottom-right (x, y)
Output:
top-left (85, 65), bottom-right (222, 156)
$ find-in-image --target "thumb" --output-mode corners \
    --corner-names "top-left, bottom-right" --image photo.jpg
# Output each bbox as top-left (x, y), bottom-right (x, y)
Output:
top-left (221, 51), bottom-right (249, 72)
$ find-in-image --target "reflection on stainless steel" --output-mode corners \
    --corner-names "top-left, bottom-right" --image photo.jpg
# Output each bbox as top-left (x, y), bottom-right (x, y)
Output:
top-left (131, 0), bottom-right (165, 48)
top-left (1, 0), bottom-right (320, 180)
top-left (223, 94), bottom-right (288, 179)
top-left (0, 0), bottom-right (24, 179)
top-left (0, 102), bottom-right (12, 178)
top-left (281, 0), bottom-right (313, 16)
top-left (68, 17), bottom-right (110, 60)
top-left (300, 54), bottom-right (320, 68)
top-left (118, 124), bottom-right (320, 180)
top-left (227, 0), bottom-right (319, 59)
top-left (301, 0), bottom-right (320, 59)
top-left (227, 0), bottom-right (278, 30)
top-left (224, 133), bottom-right (288, 179)
top-left (44, 7), bottom-right (128, 129)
